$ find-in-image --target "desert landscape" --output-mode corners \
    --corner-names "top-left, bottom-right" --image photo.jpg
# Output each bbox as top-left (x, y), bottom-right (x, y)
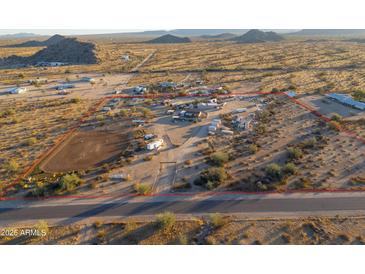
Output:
top-left (0, 29), bottom-right (364, 245)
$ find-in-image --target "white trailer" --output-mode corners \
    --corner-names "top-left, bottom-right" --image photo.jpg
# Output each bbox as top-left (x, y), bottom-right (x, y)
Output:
top-left (147, 139), bottom-right (164, 150)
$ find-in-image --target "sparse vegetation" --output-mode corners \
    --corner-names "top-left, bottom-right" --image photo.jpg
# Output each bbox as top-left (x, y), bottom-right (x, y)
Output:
top-left (155, 212), bottom-right (176, 230)
top-left (133, 183), bottom-right (152, 195)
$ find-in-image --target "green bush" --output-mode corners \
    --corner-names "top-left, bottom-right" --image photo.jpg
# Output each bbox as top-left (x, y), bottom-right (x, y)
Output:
top-left (209, 213), bottom-right (228, 228)
top-left (24, 137), bottom-right (38, 146)
top-left (3, 159), bottom-right (19, 173)
top-left (328, 121), bottom-right (341, 131)
top-left (353, 90), bottom-right (365, 102)
top-left (283, 162), bottom-right (297, 175)
top-left (155, 212), bottom-right (176, 230)
top-left (265, 163), bottom-right (282, 180)
top-left (331, 113), bottom-right (342, 122)
top-left (287, 147), bottom-right (303, 160)
top-left (133, 183), bottom-right (152, 195)
top-left (58, 173), bottom-right (84, 193)
top-left (210, 152), bottom-right (229, 166)
top-left (249, 144), bottom-right (259, 154)
top-left (199, 167), bottom-right (228, 189)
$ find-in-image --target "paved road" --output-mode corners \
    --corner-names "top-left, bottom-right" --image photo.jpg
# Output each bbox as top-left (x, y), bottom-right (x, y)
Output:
top-left (2, 195), bottom-right (365, 223)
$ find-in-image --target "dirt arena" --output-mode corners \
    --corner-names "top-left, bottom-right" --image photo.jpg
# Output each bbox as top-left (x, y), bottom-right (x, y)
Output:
top-left (40, 129), bottom-right (130, 172)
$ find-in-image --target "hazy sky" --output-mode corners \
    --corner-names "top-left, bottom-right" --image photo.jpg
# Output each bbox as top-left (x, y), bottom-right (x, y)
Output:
top-left (0, 29), bottom-right (145, 35)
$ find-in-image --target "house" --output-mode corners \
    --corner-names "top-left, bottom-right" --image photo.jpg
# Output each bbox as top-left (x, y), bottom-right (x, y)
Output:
top-left (8, 87), bottom-right (27, 94)
top-left (147, 139), bottom-right (164, 150)
top-left (326, 93), bottom-right (365, 111)
top-left (182, 109), bottom-right (207, 120)
top-left (233, 116), bottom-right (252, 130)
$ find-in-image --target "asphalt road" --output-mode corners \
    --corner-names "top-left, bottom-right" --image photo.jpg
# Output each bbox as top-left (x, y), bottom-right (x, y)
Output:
top-left (2, 196), bottom-right (365, 222)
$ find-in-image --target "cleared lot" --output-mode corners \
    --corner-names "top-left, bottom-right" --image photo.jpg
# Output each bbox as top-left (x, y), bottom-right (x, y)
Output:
top-left (40, 126), bottom-right (131, 173)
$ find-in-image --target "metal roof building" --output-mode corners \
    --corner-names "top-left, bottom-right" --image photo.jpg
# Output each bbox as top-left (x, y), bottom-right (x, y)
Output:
top-left (326, 93), bottom-right (365, 110)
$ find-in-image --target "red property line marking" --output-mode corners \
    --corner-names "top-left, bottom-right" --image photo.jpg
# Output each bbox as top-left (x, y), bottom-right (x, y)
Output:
top-left (1, 91), bottom-right (364, 199)
top-left (1, 97), bottom-right (108, 195)
top-left (285, 95), bottom-right (365, 145)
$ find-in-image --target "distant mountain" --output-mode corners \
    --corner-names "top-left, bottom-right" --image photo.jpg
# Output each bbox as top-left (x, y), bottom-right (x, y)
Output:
top-left (289, 29), bottom-right (365, 36)
top-left (0, 37), bottom-right (98, 66)
top-left (231, 29), bottom-right (284, 43)
top-left (169, 29), bottom-right (248, 36)
top-left (145, 34), bottom-right (191, 44)
top-left (0, 33), bottom-right (39, 39)
top-left (4, 34), bottom-right (65, 47)
top-left (199, 33), bottom-right (237, 40)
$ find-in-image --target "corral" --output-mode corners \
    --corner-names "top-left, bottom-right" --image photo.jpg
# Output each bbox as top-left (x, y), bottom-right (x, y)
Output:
top-left (40, 124), bottom-right (131, 173)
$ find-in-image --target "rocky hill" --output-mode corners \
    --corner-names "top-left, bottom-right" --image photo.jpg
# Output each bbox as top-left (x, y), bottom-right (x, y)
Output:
top-left (0, 37), bottom-right (98, 66)
top-left (4, 34), bottom-right (66, 48)
top-left (146, 34), bottom-right (191, 44)
top-left (231, 29), bottom-right (284, 43)
top-left (199, 33), bottom-right (237, 40)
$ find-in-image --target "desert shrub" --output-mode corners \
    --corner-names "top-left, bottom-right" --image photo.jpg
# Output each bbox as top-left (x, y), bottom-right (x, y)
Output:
top-left (283, 162), bottom-right (297, 175)
top-left (137, 107), bottom-right (153, 118)
top-left (301, 137), bottom-right (317, 149)
top-left (249, 144), bottom-right (258, 154)
top-left (209, 213), bottom-right (228, 228)
top-left (24, 137), bottom-right (38, 146)
top-left (58, 173), bottom-right (84, 193)
top-left (287, 147), bottom-right (303, 160)
top-left (328, 121), bottom-right (341, 131)
top-left (185, 159), bottom-right (192, 165)
top-left (331, 113), bottom-right (342, 122)
top-left (0, 108), bottom-right (16, 118)
top-left (265, 163), bottom-right (282, 180)
top-left (120, 109), bottom-right (129, 117)
top-left (178, 234), bottom-right (188, 245)
top-left (353, 90), bottom-right (365, 102)
top-left (155, 212), bottom-right (176, 230)
top-left (70, 98), bottom-right (80, 104)
top-left (255, 124), bottom-right (267, 135)
top-left (173, 181), bottom-right (191, 190)
top-left (3, 159), bottom-right (19, 173)
top-left (36, 220), bottom-right (49, 235)
top-left (133, 183), bottom-right (152, 195)
top-left (294, 177), bottom-right (312, 189)
top-left (210, 151), bottom-right (229, 166)
top-left (143, 155), bottom-right (153, 161)
top-left (199, 167), bottom-right (228, 189)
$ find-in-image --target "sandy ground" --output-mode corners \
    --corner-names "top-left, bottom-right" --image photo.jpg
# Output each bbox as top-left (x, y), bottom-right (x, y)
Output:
top-left (2, 215), bottom-right (365, 245)
top-left (0, 72), bottom-right (132, 101)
